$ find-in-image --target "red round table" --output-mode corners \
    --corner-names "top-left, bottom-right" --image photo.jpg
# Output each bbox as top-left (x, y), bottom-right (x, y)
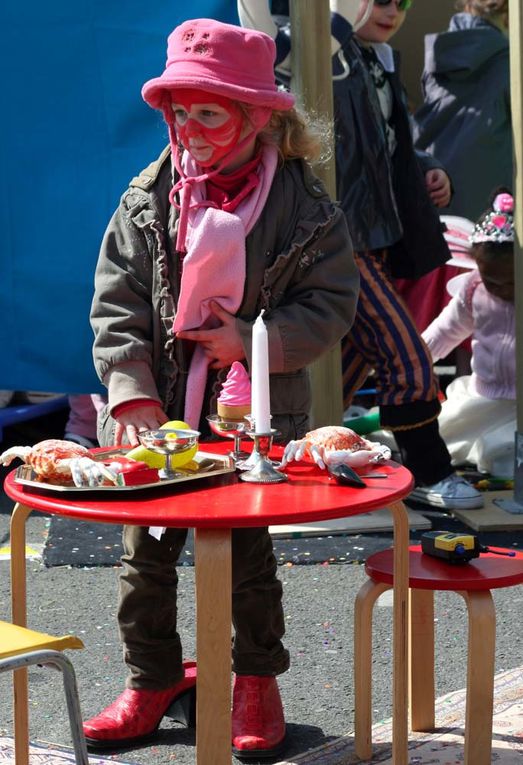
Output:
top-left (4, 442), bottom-right (414, 765)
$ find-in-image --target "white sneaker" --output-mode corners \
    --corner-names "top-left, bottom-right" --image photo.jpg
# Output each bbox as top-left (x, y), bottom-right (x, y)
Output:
top-left (409, 473), bottom-right (484, 510)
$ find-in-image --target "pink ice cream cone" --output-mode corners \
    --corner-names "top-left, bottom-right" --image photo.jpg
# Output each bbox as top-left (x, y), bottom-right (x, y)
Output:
top-left (217, 362), bottom-right (251, 422)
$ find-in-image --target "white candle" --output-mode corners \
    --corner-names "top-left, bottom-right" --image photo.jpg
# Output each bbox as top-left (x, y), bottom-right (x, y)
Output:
top-left (251, 311), bottom-right (271, 433)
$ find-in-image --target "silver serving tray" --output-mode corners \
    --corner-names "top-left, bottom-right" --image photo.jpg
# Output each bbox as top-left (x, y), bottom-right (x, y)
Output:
top-left (14, 449), bottom-right (235, 493)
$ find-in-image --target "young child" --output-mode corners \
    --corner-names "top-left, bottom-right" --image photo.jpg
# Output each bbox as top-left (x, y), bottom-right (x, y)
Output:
top-left (239, 0), bottom-right (484, 510)
top-left (413, 0), bottom-right (511, 221)
top-left (422, 189), bottom-right (516, 478)
top-left (85, 17), bottom-right (358, 760)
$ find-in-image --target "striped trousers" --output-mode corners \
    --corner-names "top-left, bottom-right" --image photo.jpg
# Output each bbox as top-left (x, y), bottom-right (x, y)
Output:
top-left (342, 249), bottom-right (453, 484)
top-left (342, 248), bottom-right (442, 432)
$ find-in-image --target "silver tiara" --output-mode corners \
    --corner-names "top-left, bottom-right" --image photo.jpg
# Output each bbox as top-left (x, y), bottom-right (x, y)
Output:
top-left (469, 192), bottom-right (514, 244)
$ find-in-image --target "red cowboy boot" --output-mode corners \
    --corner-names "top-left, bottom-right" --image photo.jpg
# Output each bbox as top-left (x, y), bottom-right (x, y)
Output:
top-left (83, 660), bottom-right (196, 749)
top-left (231, 674), bottom-right (286, 759)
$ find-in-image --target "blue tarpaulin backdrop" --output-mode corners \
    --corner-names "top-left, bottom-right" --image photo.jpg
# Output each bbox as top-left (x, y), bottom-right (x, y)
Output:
top-left (0, 2), bottom-right (237, 394)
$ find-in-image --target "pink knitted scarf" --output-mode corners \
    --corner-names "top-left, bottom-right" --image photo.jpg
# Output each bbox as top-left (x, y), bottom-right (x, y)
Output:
top-left (172, 143), bottom-right (278, 429)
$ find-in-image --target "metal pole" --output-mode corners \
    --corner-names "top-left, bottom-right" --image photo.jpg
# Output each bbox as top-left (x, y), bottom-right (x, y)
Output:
top-left (290, 0), bottom-right (344, 428)
top-left (498, 0), bottom-right (523, 511)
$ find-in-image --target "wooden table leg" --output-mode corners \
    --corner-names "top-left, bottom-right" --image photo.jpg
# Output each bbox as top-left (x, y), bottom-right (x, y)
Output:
top-left (354, 579), bottom-right (391, 760)
top-left (388, 500), bottom-right (410, 765)
top-left (10, 502), bottom-right (33, 765)
top-left (194, 528), bottom-right (232, 765)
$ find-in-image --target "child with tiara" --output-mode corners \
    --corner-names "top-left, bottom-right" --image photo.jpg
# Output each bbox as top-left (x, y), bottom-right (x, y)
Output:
top-left (422, 188), bottom-right (516, 480)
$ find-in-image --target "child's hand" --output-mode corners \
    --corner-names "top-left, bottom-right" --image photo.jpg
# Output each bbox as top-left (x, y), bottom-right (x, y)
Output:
top-left (425, 169), bottom-right (451, 208)
top-left (114, 406), bottom-right (168, 447)
top-left (176, 302), bottom-right (245, 370)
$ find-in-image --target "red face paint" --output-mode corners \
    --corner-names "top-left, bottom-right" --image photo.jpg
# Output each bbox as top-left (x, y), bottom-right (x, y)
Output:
top-left (170, 89), bottom-right (245, 167)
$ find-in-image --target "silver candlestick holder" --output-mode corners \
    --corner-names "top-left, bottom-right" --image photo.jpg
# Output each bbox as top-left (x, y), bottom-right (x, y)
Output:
top-left (239, 430), bottom-right (287, 483)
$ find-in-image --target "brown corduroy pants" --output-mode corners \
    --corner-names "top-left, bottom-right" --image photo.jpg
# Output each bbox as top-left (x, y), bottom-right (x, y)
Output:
top-left (118, 524), bottom-right (290, 689)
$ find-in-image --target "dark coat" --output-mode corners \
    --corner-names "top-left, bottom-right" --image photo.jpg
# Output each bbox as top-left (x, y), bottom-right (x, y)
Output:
top-left (91, 148), bottom-right (359, 442)
top-left (274, 19), bottom-right (450, 279)
top-left (412, 13), bottom-right (512, 221)
top-left (332, 35), bottom-right (450, 278)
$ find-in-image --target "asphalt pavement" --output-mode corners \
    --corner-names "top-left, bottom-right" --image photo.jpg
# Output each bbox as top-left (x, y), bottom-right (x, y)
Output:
top-left (3, 539), bottom-right (523, 765)
top-left (2, 414), bottom-right (523, 764)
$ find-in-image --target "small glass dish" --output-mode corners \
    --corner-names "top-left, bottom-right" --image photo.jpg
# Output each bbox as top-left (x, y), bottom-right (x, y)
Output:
top-left (138, 428), bottom-right (200, 479)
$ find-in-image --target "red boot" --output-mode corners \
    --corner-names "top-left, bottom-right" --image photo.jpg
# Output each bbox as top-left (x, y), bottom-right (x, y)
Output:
top-left (83, 661), bottom-right (196, 750)
top-left (231, 675), bottom-right (286, 760)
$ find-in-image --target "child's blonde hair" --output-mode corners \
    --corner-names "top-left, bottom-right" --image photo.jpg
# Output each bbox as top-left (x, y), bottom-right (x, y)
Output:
top-left (246, 106), bottom-right (333, 165)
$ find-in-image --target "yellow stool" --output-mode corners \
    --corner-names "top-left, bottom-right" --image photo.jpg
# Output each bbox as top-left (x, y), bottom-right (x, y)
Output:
top-left (0, 621), bottom-right (89, 765)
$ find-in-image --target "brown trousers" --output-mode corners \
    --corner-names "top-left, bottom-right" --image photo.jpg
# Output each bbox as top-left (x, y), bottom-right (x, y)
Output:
top-left (118, 524), bottom-right (289, 689)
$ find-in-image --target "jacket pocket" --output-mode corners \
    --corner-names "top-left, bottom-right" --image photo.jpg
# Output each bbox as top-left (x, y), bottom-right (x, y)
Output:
top-left (270, 369), bottom-right (311, 441)
top-left (273, 412), bottom-right (310, 443)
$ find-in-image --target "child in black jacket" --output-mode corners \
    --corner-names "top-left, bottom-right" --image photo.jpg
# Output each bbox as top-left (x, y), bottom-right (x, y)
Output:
top-left (239, 0), bottom-right (484, 509)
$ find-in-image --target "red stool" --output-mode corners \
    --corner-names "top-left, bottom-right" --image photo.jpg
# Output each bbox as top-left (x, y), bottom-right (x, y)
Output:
top-left (354, 544), bottom-right (523, 765)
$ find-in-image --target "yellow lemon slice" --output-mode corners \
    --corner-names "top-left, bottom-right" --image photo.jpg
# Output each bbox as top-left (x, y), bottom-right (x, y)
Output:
top-left (125, 444), bottom-right (165, 468)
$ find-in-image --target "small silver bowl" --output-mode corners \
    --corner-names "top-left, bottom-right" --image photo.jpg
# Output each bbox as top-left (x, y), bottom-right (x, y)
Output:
top-left (138, 428), bottom-right (200, 479)
top-left (207, 414), bottom-right (251, 461)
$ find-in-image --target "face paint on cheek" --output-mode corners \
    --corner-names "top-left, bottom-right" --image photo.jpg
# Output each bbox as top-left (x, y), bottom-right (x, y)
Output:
top-left (174, 93), bottom-right (245, 167)
top-left (178, 117), bottom-right (243, 166)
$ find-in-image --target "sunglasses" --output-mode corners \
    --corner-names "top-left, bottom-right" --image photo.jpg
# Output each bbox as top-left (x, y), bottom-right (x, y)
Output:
top-left (374, 0), bottom-right (413, 10)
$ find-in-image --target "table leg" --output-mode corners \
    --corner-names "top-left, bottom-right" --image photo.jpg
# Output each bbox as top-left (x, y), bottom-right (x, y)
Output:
top-left (354, 579), bottom-right (391, 760)
top-left (194, 528), bottom-right (232, 765)
top-left (10, 502), bottom-right (33, 765)
top-left (388, 500), bottom-right (409, 765)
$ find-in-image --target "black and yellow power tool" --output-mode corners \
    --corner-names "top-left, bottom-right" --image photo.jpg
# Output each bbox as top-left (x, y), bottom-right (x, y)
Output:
top-left (421, 531), bottom-right (516, 563)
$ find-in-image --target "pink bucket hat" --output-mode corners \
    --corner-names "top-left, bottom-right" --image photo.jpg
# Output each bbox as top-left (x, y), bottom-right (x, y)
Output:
top-left (142, 18), bottom-right (295, 111)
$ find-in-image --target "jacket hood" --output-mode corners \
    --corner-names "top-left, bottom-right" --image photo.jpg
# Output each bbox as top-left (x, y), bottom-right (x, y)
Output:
top-left (424, 13), bottom-right (508, 80)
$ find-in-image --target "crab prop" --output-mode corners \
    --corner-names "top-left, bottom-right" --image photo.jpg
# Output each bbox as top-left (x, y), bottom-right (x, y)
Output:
top-left (280, 426), bottom-right (391, 471)
top-left (0, 439), bottom-right (121, 488)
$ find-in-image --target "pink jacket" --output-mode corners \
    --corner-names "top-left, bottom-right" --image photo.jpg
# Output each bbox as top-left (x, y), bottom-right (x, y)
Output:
top-left (422, 270), bottom-right (515, 400)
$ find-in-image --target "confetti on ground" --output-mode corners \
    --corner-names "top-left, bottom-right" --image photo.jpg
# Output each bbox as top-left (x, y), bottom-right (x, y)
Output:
top-left (274, 666), bottom-right (523, 764)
